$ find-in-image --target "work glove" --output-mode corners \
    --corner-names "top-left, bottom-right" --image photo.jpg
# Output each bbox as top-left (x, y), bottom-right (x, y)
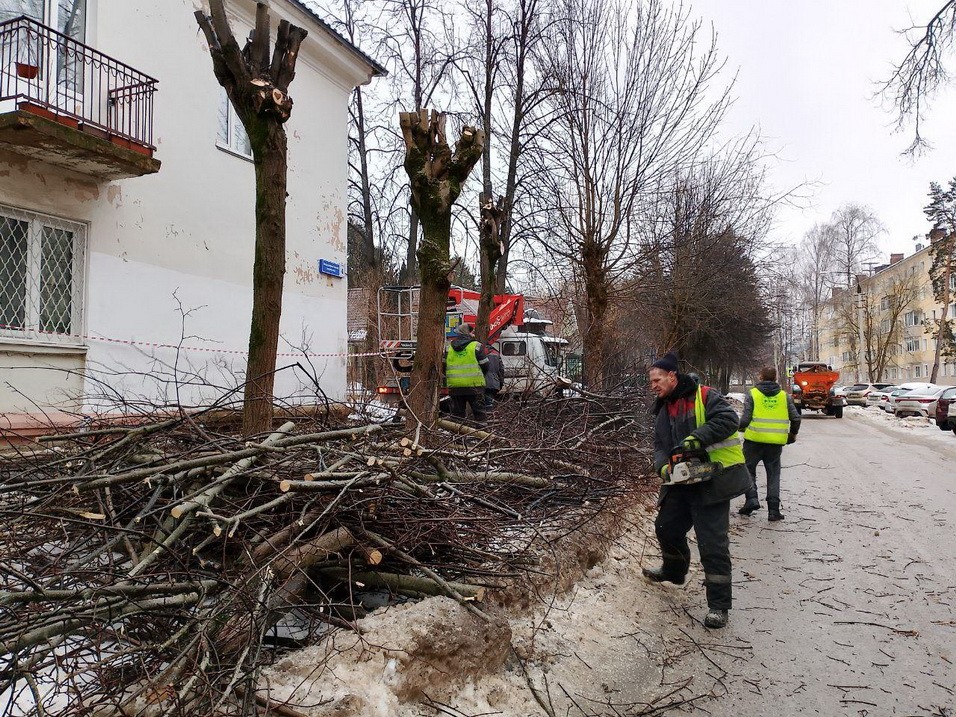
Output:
top-left (786, 432), bottom-right (797, 445)
top-left (681, 435), bottom-right (702, 451)
top-left (659, 464), bottom-right (671, 482)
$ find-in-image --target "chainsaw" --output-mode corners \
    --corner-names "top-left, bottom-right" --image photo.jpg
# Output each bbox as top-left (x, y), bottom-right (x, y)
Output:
top-left (667, 444), bottom-right (719, 485)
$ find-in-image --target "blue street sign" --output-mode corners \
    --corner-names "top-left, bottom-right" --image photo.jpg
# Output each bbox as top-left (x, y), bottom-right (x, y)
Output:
top-left (318, 259), bottom-right (343, 278)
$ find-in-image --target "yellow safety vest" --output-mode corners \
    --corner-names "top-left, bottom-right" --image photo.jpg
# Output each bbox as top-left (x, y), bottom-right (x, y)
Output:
top-left (694, 386), bottom-right (745, 467)
top-left (743, 387), bottom-right (790, 445)
top-left (445, 341), bottom-right (485, 388)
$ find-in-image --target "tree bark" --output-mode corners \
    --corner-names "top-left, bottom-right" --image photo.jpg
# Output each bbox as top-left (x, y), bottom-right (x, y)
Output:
top-left (195, 2), bottom-right (307, 437)
top-left (582, 239), bottom-right (609, 390)
top-left (399, 110), bottom-right (484, 426)
top-left (476, 193), bottom-right (505, 342)
top-left (244, 125), bottom-right (289, 436)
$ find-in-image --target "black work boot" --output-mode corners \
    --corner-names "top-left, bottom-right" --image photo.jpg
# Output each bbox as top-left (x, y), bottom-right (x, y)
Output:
top-left (768, 500), bottom-right (784, 521)
top-left (642, 566), bottom-right (686, 585)
top-left (704, 609), bottom-right (728, 629)
top-left (738, 497), bottom-right (760, 516)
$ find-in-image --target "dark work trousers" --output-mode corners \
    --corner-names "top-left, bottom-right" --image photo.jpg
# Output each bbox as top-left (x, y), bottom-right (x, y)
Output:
top-left (655, 488), bottom-right (733, 610)
top-left (743, 441), bottom-right (783, 504)
top-left (449, 392), bottom-right (487, 423)
top-left (484, 388), bottom-right (499, 408)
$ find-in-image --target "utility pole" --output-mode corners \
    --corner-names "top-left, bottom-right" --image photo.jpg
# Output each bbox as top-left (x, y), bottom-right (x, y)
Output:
top-left (856, 282), bottom-right (866, 382)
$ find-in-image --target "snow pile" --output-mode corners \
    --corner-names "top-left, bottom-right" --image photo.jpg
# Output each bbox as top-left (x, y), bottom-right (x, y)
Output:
top-left (262, 597), bottom-right (513, 716)
top-left (844, 406), bottom-right (956, 447)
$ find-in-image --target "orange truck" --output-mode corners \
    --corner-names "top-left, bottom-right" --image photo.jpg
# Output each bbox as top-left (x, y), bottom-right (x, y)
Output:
top-left (791, 362), bottom-right (846, 418)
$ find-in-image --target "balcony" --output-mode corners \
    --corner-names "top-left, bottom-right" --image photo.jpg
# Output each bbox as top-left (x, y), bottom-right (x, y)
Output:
top-left (0, 16), bottom-right (159, 180)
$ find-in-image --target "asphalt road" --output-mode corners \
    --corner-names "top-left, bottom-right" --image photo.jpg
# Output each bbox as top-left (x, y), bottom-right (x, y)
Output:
top-left (692, 410), bottom-right (956, 716)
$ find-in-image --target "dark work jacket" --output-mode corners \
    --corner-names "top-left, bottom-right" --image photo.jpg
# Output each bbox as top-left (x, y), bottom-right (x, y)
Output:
top-left (652, 374), bottom-right (752, 506)
top-left (738, 380), bottom-right (801, 435)
top-left (484, 350), bottom-right (505, 392)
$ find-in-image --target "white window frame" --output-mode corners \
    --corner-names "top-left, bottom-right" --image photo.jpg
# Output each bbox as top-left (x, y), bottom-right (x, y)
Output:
top-left (217, 91), bottom-right (253, 161)
top-left (0, 204), bottom-right (87, 347)
top-left (905, 337), bottom-right (920, 353)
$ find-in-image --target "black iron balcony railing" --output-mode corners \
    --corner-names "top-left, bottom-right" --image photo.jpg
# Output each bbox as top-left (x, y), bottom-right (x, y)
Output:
top-left (0, 15), bottom-right (157, 151)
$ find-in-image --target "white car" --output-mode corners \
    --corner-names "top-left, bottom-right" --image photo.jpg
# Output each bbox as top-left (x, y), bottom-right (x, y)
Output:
top-left (867, 385), bottom-right (899, 408)
top-left (893, 385), bottom-right (949, 417)
top-left (949, 401), bottom-right (956, 435)
top-left (883, 382), bottom-right (936, 413)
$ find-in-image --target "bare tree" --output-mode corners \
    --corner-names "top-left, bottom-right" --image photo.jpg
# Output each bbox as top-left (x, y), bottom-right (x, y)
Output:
top-left (796, 223), bottom-right (838, 359)
top-left (194, 1), bottom-right (307, 436)
top-left (833, 272), bottom-right (920, 381)
top-left (382, 0), bottom-right (464, 282)
top-left (829, 203), bottom-right (884, 288)
top-left (399, 111), bottom-right (483, 425)
top-left (882, 2), bottom-right (956, 154)
top-left (532, 0), bottom-right (733, 388)
top-left (924, 178), bottom-right (956, 381)
top-left (459, 0), bottom-right (553, 340)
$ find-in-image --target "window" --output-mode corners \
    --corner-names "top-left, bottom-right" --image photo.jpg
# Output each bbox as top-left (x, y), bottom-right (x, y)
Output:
top-left (904, 310), bottom-right (922, 327)
top-left (501, 340), bottom-right (526, 357)
top-left (217, 91), bottom-right (252, 159)
top-left (1, 1), bottom-right (87, 92)
top-left (0, 205), bottom-right (85, 344)
top-left (905, 337), bottom-right (920, 352)
top-left (914, 365), bottom-right (921, 378)
top-left (0, 1), bottom-right (85, 39)
top-left (880, 296), bottom-right (890, 311)
top-left (880, 318), bottom-right (891, 334)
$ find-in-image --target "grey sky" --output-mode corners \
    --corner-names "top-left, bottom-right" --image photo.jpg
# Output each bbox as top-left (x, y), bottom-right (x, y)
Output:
top-left (689, 0), bottom-right (956, 260)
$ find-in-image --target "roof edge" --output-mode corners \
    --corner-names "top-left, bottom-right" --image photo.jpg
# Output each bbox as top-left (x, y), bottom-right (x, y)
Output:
top-left (285, 0), bottom-right (387, 78)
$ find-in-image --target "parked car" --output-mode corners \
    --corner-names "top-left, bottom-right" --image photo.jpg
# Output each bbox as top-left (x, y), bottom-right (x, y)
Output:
top-left (883, 382), bottom-right (936, 413)
top-left (844, 382), bottom-right (895, 406)
top-left (866, 385), bottom-right (900, 408)
top-left (893, 385), bottom-right (949, 417)
top-left (934, 386), bottom-right (956, 429)
top-left (949, 401), bottom-right (956, 435)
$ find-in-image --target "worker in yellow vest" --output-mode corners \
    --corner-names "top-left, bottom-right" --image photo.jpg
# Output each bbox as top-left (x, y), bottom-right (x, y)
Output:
top-left (738, 366), bottom-right (801, 521)
top-left (445, 323), bottom-right (489, 422)
top-left (643, 351), bottom-right (752, 630)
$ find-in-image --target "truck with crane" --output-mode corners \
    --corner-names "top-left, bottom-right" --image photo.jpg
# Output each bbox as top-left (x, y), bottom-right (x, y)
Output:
top-left (375, 286), bottom-right (568, 401)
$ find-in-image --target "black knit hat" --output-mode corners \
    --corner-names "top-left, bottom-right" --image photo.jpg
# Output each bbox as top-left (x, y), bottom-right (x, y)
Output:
top-left (651, 351), bottom-right (679, 373)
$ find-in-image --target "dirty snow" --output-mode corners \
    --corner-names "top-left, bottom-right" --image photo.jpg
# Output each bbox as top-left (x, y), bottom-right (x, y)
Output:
top-left (843, 404), bottom-right (956, 448)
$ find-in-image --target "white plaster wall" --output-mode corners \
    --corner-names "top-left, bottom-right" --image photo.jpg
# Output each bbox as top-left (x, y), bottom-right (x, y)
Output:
top-left (0, 0), bottom-right (367, 416)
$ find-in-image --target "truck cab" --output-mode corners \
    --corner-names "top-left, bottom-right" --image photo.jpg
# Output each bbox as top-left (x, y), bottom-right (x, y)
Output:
top-left (495, 313), bottom-right (568, 394)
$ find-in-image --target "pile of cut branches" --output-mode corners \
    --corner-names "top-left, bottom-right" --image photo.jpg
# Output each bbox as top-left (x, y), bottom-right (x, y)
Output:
top-left (0, 391), bottom-right (653, 716)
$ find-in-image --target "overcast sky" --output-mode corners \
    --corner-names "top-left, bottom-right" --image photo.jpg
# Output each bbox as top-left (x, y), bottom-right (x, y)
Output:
top-left (689, 0), bottom-right (956, 260)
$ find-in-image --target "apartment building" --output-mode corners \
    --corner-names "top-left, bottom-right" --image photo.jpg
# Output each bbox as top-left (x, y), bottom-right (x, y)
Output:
top-left (0, 0), bottom-right (383, 432)
top-left (818, 240), bottom-right (956, 386)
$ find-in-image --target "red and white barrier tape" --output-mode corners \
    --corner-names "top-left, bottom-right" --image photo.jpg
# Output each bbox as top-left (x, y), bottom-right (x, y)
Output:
top-left (0, 324), bottom-right (381, 359)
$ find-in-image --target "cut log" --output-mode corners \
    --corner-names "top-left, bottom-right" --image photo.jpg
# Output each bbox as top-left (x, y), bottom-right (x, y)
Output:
top-left (437, 419), bottom-right (495, 441)
top-left (317, 567), bottom-right (485, 602)
top-left (269, 526), bottom-right (356, 580)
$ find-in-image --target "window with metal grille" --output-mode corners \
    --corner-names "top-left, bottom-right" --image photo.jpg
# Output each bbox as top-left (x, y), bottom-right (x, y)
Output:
top-left (0, 204), bottom-right (86, 344)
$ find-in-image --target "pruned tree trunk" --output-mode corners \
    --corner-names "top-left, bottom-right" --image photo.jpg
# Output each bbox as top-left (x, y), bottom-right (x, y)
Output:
top-left (582, 239), bottom-right (609, 389)
top-left (195, 1), bottom-right (307, 437)
top-left (476, 193), bottom-right (506, 342)
top-left (399, 110), bottom-right (484, 425)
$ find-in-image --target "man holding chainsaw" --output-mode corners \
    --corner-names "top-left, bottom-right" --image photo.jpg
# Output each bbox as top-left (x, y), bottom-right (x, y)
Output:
top-left (642, 351), bottom-right (752, 629)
